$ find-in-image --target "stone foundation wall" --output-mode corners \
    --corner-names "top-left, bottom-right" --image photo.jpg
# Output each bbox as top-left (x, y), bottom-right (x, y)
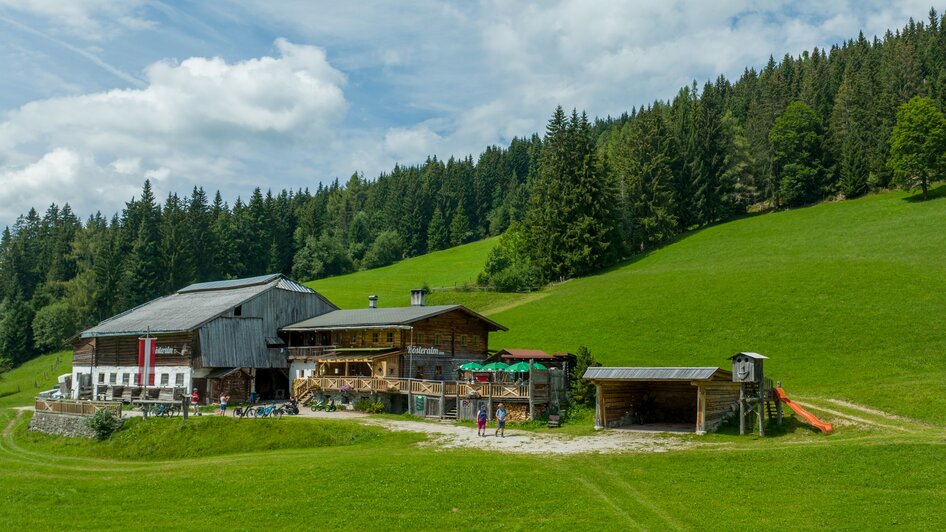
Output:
top-left (28, 411), bottom-right (98, 438)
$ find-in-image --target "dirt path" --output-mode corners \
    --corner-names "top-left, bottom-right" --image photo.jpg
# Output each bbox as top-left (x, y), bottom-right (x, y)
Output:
top-left (295, 408), bottom-right (696, 454)
top-left (360, 417), bottom-right (695, 455)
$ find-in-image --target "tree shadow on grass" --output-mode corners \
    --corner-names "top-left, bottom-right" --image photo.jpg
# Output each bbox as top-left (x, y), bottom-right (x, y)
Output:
top-left (901, 182), bottom-right (946, 202)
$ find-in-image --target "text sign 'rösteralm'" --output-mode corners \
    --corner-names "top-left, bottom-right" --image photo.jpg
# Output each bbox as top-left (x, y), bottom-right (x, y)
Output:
top-left (407, 346), bottom-right (445, 356)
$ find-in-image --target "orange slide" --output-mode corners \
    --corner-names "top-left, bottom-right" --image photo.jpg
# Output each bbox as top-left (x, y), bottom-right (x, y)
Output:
top-left (774, 387), bottom-right (834, 433)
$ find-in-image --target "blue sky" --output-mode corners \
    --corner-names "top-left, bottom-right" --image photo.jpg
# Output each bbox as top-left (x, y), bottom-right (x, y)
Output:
top-left (0, 0), bottom-right (939, 226)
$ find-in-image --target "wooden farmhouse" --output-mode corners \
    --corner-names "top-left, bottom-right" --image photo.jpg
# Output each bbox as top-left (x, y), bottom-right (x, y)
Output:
top-left (287, 290), bottom-right (563, 419)
top-left (70, 274), bottom-right (336, 403)
top-left (583, 367), bottom-right (741, 434)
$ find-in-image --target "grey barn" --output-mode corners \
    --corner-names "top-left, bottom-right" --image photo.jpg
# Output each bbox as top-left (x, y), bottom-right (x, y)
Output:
top-left (70, 274), bottom-right (336, 403)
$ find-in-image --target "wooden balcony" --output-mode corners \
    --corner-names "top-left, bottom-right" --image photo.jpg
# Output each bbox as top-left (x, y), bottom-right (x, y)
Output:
top-left (287, 346), bottom-right (337, 358)
top-left (293, 376), bottom-right (548, 401)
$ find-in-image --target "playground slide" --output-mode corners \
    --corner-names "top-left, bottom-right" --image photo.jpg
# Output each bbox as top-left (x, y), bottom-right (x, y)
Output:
top-left (774, 387), bottom-right (834, 434)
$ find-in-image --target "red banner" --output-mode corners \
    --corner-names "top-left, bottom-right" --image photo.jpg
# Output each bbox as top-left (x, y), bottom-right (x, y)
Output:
top-left (138, 337), bottom-right (156, 386)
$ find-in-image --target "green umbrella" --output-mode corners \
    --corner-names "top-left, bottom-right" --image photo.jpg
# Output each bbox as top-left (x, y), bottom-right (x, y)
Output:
top-left (481, 362), bottom-right (509, 371)
top-left (459, 362), bottom-right (483, 371)
top-left (505, 361), bottom-right (548, 372)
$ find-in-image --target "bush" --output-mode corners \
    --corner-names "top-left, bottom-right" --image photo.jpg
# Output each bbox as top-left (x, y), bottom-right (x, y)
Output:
top-left (354, 397), bottom-right (385, 414)
top-left (87, 409), bottom-right (123, 440)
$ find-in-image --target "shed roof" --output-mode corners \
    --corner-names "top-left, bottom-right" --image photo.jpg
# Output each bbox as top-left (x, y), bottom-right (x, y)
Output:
top-left (80, 274), bottom-right (318, 338)
top-left (282, 305), bottom-right (507, 331)
top-left (583, 367), bottom-right (730, 381)
top-left (496, 348), bottom-right (557, 360)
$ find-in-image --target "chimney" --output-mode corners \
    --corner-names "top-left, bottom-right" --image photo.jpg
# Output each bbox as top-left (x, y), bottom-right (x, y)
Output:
top-left (368, 295), bottom-right (378, 309)
top-left (410, 288), bottom-right (427, 307)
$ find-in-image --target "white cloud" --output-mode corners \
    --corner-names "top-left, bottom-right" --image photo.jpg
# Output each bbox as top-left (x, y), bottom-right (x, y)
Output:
top-left (0, 0), bottom-right (152, 40)
top-left (0, 39), bottom-right (348, 224)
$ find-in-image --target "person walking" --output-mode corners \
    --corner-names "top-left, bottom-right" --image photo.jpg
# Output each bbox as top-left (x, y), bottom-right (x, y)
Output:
top-left (476, 404), bottom-right (488, 437)
top-left (495, 403), bottom-right (508, 438)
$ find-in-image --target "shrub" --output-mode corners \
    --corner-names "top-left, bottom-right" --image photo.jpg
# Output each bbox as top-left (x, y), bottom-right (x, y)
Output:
top-left (354, 397), bottom-right (385, 414)
top-left (87, 409), bottom-right (123, 440)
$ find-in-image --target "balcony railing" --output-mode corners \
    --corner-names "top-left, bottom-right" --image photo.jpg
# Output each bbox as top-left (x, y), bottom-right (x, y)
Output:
top-left (293, 376), bottom-right (548, 401)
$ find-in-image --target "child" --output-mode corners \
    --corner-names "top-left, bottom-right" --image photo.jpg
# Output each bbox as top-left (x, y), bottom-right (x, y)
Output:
top-left (476, 404), bottom-right (488, 436)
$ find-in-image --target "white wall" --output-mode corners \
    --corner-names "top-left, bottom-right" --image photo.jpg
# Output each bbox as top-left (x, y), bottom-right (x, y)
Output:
top-left (73, 365), bottom-right (192, 399)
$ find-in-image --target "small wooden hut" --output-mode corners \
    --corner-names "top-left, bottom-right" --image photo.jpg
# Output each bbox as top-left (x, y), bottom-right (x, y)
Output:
top-left (583, 366), bottom-right (741, 434)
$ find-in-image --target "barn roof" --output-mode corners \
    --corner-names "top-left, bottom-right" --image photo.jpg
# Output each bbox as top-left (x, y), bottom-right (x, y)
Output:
top-left (583, 367), bottom-right (730, 381)
top-left (282, 305), bottom-right (508, 331)
top-left (80, 274), bottom-right (319, 338)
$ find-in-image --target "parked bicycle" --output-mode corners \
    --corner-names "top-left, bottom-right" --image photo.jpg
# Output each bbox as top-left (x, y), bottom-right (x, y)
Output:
top-left (254, 403), bottom-right (283, 419)
top-left (233, 402), bottom-right (257, 419)
top-left (152, 403), bottom-right (179, 417)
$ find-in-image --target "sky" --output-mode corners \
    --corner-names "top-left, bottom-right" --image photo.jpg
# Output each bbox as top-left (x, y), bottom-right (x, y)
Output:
top-left (0, 0), bottom-right (940, 227)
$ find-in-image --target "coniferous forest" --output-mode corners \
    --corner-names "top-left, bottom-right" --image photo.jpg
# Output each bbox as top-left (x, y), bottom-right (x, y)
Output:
top-left (3, 11), bottom-right (946, 367)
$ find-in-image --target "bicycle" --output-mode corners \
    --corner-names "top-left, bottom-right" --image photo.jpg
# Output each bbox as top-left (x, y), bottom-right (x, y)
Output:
top-left (233, 403), bottom-right (258, 419)
top-left (153, 403), bottom-right (179, 417)
top-left (255, 403), bottom-right (283, 419)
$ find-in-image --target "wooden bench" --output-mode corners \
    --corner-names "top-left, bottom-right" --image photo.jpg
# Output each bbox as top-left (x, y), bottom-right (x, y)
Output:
top-left (547, 415), bottom-right (561, 428)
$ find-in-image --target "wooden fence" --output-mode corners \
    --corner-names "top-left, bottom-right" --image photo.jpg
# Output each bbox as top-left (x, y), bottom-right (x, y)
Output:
top-left (34, 398), bottom-right (123, 418)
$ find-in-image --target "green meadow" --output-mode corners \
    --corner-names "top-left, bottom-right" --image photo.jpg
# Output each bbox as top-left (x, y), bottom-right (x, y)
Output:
top-left (307, 237), bottom-right (497, 308)
top-left (3, 188), bottom-right (946, 529)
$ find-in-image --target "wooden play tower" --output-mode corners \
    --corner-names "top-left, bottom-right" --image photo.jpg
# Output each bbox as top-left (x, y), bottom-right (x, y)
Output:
top-left (729, 352), bottom-right (782, 435)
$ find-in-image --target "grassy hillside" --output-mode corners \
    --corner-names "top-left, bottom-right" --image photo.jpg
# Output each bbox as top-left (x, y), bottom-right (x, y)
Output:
top-left (306, 237), bottom-right (497, 309)
top-left (304, 188), bottom-right (946, 423)
top-left (0, 351), bottom-right (70, 408)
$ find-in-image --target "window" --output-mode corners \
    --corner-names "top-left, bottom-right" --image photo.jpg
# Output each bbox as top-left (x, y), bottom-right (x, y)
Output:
top-left (386, 331), bottom-right (394, 343)
top-left (160, 374), bottom-right (170, 386)
top-left (175, 374), bottom-right (184, 386)
top-left (98, 373), bottom-right (105, 383)
top-left (372, 332), bottom-right (379, 343)
top-left (435, 334), bottom-right (442, 345)
top-left (460, 335), bottom-right (467, 347)
top-left (417, 332), bottom-right (425, 344)
top-left (109, 373), bottom-right (117, 384)
top-left (473, 335), bottom-right (480, 347)
top-left (234, 305), bottom-right (242, 317)
top-left (122, 373), bottom-right (130, 384)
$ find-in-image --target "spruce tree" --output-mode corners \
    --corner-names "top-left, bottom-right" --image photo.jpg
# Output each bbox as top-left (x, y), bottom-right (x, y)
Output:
top-left (449, 208), bottom-right (471, 247)
top-left (426, 207), bottom-right (449, 251)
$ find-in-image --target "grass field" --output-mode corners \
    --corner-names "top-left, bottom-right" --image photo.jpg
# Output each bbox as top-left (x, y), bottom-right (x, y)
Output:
top-left (1, 408), bottom-right (944, 530)
top-left (306, 237), bottom-right (497, 309)
top-left (0, 351), bottom-right (70, 409)
top-left (3, 188), bottom-right (946, 529)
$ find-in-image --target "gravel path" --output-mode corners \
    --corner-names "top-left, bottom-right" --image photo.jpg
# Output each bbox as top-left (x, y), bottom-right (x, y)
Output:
top-left (293, 408), bottom-right (694, 454)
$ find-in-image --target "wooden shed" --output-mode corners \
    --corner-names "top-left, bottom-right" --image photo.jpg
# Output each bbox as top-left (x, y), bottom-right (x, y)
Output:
top-left (583, 367), bottom-right (741, 434)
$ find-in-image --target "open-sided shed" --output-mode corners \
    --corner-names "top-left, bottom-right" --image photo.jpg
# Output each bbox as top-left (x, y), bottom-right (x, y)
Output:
top-left (584, 366), bottom-right (741, 434)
